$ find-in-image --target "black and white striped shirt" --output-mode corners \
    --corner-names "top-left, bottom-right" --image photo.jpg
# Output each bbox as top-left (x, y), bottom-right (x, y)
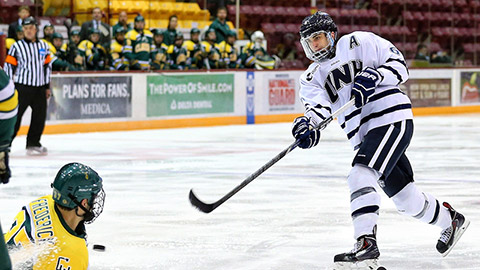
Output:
top-left (4, 39), bottom-right (52, 87)
top-left (300, 31), bottom-right (412, 149)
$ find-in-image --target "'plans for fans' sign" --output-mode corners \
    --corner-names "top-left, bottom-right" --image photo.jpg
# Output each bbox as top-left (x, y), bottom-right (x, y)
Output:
top-left (268, 79), bottom-right (296, 111)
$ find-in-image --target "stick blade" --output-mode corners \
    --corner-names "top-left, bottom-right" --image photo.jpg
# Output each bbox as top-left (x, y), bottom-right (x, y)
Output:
top-left (189, 189), bottom-right (215, 213)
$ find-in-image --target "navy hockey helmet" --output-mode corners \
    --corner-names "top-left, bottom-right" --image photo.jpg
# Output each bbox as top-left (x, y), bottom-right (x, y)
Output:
top-left (299, 11), bottom-right (338, 62)
top-left (52, 163), bottom-right (105, 224)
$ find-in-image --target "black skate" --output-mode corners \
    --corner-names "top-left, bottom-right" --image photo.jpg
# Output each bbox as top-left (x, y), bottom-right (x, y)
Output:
top-left (436, 202), bottom-right (470, 257)
top-left (333, 227), bottom-right (384, 270)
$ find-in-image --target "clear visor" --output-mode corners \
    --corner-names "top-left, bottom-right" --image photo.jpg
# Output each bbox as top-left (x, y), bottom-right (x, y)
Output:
top-left (300, 30), bottom-right (334, 62)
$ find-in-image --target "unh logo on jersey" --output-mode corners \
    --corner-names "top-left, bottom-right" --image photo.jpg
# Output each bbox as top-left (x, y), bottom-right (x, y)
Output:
top-left (324, 60), bottom-right (363, 102)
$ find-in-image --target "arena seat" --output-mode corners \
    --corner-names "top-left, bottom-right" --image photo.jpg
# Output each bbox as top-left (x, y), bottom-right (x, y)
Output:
top-left (73, 0), bottom-right (91, 12)
top-left (261, 23), bottom-right (275, 34)
top-left (240, 5), bottom-right (253, 15)
top-left (463, 43), bottom-right (475, 53)
top-left (110, 0), bottom-right (128, 13)
top-left (273, 6), bottom-right (288, 16)
top-left (274, 23), bottom-right (288, 33)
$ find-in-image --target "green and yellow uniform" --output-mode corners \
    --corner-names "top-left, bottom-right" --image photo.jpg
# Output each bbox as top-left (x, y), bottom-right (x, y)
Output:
top-left (216, 40), bottom-right (240, 69)
top-left (0, 67), bottom-right (17, 152)
top-left (6, 38), bottom-right (16, 50)
top-left (166, 43), bottom-right (188, 70)
top-left (201, 41), bottom-right (221, 69)
top-left (125, 29), bottom-right (155, 70)
top-left (60, 42), bottom-right (84, 71)
top-left (163, 28), bottom-right (178, 46)
top-left (241, 41), bottom-right (275, 70)
top-left (78, 40), bottom-right (107, 70)
top-left (112, 22), bottom-right (131, 37)
top-left (183, 39), bottom-right (205, 69)
top-left (151, 44), bottom-right (168, 70)
top-left (4, 195), bottom-right (89, 270)
top-left (0, 220), bottom-right (12, 270)
top-left (110, 39), bottom-right (131, 70)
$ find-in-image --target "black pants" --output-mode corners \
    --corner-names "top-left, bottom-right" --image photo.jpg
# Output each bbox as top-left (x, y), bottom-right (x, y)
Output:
top-left (12, 84), bottom-right (47, 148)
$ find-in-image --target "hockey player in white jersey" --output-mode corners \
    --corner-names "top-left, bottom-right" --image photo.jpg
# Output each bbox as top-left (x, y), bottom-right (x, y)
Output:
top-left (291, 11), bottom-right (470, 269)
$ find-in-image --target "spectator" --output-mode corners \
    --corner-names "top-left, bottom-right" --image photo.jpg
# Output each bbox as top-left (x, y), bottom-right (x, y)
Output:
top-left (431, 50), bottom-right (452, 64)
top-left (183, 28), bottom-right (205, 69)
top-left (273, 33), bottom-right (297, 61)
top-left (8, 6), bottom-right (30, 39)
top-left (163, 15), bottom-right (179, 46)
top-left (80, 7), bottom-right (111, 49)
top-left (110, 27), bottom-right (131, 70)
top-left (241, 30), bottom-right (276, 70)
top-left (414, 44), bottom-right (429, 61)
top-left (208, 6), bottom-right (231, 43)
top-left (217, 30), bottom-right (240, 69)
top-left (166, 33), bottom-right (188, 70)
top-left (60, 29), bottom-right (84, 70)
top-left (4, 17), bottom-right (52, 156)
top-left (78, 29), bottom-right (108, 70)
top-left (112, 11), bottom-right (132, 35)
top-left (151, 29), bottom-right (168, 70)
top-left (201, 28), bottom-right (221, 69)
top-left (6, 25), bottom-right (23, 51)
top-left (125, 15), bottom-right (155, 70)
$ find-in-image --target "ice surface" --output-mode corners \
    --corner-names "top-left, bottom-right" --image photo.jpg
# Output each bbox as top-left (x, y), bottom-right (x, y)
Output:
top-left (1, 114), bottom-right (479, 269)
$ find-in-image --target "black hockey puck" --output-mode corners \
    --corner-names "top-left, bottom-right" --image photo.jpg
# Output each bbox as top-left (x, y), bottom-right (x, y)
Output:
top-left (377, 267), bottom-right (387, 270)
top-left (93, 244), bottom-right (106, 251)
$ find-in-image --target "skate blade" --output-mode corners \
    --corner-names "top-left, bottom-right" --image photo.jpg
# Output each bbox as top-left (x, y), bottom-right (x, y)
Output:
top-left (333, 259), bottom-right (385, 270)
top-left (441, 219), bottom-right (470, 257)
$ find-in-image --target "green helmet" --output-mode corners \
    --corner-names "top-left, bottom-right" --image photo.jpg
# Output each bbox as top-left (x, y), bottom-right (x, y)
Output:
top-left (115, 26), bottom-right (126, 35)
top-left (175, 32), bottom-right (184, 40)
top-left (52, 163), bottom-right (105, 223)
top-left (89, 28), bottom-right (101, 35)
top-left (43, 23), bottom-right (54, 31)
top-left (151, 28), bottom-right (164, 36)
top-left (134, 15), bottom-right (145, 22)
top-left (52, 32), bottom-right (63, 39)
top-left (70, 29), bottom-right (81, 36)
top-left (227, 30), bottom-right (236, 38)
top-left (190, 28), bottom-right (200, 35)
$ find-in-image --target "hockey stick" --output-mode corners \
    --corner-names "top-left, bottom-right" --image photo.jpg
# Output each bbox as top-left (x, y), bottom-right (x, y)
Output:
top-left (189, 99), bottom-right (356, 213)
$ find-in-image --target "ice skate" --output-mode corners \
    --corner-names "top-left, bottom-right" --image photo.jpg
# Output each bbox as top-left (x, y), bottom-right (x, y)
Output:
top-left (436, 202), bottom-right (470, 257)
top-left (333, 227), bottom-right (385, 270)
top-left (26, 146), bottom-right (48, 156)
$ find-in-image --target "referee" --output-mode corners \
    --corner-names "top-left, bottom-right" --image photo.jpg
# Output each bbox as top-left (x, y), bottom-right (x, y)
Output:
top-left (3, 17), bottom-right (51, 156)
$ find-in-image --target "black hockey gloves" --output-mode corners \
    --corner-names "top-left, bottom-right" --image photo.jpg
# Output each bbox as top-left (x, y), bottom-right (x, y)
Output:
top-left (0, 151), bottom-right (10, 184)
top-left (291, 116), bottom-right (321, 149)
top-left (351, 67), bottom-right (382, 108)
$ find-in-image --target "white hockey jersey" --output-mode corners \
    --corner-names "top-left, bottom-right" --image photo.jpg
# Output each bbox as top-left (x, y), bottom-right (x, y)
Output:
top-left (299, 31), bottom-right (413, 149)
